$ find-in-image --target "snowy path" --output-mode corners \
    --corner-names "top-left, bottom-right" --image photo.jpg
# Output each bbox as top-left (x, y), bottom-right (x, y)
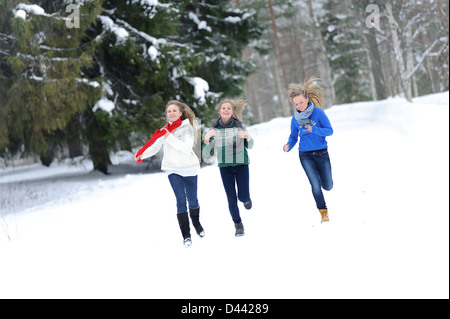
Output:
top-left (0, 92), bottom-right (448, 299)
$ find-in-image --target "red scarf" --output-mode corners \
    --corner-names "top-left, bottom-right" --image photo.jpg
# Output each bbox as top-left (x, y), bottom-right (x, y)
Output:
top-left (134, 118), bottom-right (183, 163)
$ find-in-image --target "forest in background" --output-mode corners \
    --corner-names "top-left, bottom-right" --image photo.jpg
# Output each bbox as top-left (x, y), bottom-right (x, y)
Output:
top-left (1, 0), bottom-right (449, 173)
top-left (241, 0), bottom-right (449, 122)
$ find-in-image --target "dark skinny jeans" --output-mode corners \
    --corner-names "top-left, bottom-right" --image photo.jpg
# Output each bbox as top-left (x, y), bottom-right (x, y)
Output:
top-left (219, 165), bottom-right (251, 224)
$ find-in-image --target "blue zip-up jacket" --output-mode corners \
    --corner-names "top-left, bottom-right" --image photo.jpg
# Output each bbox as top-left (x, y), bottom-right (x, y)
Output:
top-left (286, 106), bottom-right (333, 152)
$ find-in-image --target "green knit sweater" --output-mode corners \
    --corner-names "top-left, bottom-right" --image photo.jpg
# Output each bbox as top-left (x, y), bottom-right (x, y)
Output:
top-left (202, 123), bottom-right (254, 168)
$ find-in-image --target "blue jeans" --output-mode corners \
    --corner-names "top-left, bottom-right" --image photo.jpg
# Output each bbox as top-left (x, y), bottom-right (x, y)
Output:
top-left (168, 174), bottom-right (200, 213)
top-left (219, 165), bottom-right (250, 224)
top-left (299, 149), bottom-right (333, 210)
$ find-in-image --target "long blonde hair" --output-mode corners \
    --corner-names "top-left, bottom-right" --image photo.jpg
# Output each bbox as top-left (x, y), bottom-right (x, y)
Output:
top-left (288, 77), bottom-right (325, 109)
top-left (166, 100), bottom-right (198, 143)
top-left (217, 97), bottom-right (247, 121)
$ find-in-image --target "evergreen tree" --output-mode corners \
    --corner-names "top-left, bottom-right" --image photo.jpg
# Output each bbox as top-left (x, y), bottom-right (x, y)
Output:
top-left (319, 0), bottom-right (372, 104)
top-left (1, 0), bottom-right (264, 172)
top-left (1, 0), bottom-right (103, 164)
top-left (88, 0), bottom-right (263, 171)
top-left (86, 0), bottom-right (204, 172)
top-left (179, 0), bottom-right (263, 123)
top-left (0, 0), bottom-right (15, 154)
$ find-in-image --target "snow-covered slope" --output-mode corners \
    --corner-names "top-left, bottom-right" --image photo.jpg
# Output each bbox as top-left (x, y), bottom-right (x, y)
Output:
top-left (1, 92), bottom-right (448, 299)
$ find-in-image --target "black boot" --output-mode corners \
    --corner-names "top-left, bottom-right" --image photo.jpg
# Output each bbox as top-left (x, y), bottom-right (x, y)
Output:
top-left (189, 207), bottom-right (205, 238)
top-left (235, 221), bottom-right (245, 237)
top-left (177, 212), bottom-right (192, 247)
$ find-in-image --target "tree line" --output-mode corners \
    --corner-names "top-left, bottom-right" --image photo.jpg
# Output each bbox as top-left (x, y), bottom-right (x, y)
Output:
top-left (239, 0), bottom-right (449, 122)
top-left (0, 0), bottom-right (263, 173)
top-left (1, 0), bottom-right (449, 172)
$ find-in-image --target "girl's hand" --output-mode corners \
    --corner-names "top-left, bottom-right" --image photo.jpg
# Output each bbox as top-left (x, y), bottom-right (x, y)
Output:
top-left (134, 153), bottom-right (142, 162)
top-left (283, 144), bottom-right (290, 152)
top-left (164, 128), bottom-right (173, 137)
top-left (237, 130), bottom-right (251, 142)
top-left (204, 129), bottom-right (216, 145)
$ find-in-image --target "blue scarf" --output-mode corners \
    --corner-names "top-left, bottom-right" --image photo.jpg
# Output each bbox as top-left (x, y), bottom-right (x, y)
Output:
top-left (294, 101), bottom-right (314, 126)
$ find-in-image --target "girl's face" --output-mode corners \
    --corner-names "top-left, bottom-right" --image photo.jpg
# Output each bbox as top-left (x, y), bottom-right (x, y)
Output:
top-left (219, 102), bottom-right (234, 122)
top-left (166, 104), bottom-right (182, 122)
top-left (293, 95), bottom-right (310, 112)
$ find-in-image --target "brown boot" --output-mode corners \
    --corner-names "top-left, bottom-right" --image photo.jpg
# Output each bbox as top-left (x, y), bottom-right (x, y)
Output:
top-left (319, 209), bottom-right (330, 223)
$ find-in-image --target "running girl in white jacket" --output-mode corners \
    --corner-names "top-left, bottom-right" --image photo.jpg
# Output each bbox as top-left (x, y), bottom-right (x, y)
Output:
top-left (134, 100), bottom-right (203, 248)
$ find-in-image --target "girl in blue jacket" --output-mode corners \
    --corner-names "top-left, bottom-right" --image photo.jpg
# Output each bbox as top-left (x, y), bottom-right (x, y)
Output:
top-left (283, 77), bottom-right (334, 223)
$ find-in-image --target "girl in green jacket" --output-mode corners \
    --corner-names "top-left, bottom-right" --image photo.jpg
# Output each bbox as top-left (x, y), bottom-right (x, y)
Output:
top-left (203, 98), bottom-right (254, 237)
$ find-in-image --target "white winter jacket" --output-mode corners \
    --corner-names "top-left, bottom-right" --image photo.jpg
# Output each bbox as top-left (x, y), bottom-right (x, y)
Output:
top-left (140, 119), bottom-right (200, 175)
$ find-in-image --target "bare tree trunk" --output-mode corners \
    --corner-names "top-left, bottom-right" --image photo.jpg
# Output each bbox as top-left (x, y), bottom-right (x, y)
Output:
top-left (268, 0), bottom-right (287, 88)
top-left (306, 0), bottom-right (335, 106)
top-left (368, 35), bottom-right (387, 100)
top-left (425, 56), bottom-right (437, 93)
top-left (405, 26), bottom-right (418, 97)
top-left (244, 51), bottom-right (267, 123)
top-left (412, 72), bottom-right (419, 98)
top-left (263, 55), bottom-right (280, 120)
top-left (269, 0), bottom-right (290, 116)
top-left (404, 26), bottom-right (417, 96)
top-left (437, 0), bottom-right (449, 64)
top-left (244, 52), bottom-right (279, 122)
top-left (268, 0), bottom-right (290, 116)
top-left (386, 0), bottom-right (412, 102)
top-left (360, 0), bottom-right (387, 100)
top-left (245, 74), bottom-right (259, 122)
top-left (270, 51), bottom-right (290, 117)
top-left (366, 49), bottom-right (378, 100)
top-left (292, 12), bottom-right (307, 81)
top-left (386, 50), bottom-right (397, 97)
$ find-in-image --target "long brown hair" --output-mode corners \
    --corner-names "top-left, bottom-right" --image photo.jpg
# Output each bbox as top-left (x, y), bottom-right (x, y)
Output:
top-left (288, 77), bottom-right (325, 109)
top-left (217, 97), bottom-right (247, 121)
top-left (166, 100), bottom-right (199, 144)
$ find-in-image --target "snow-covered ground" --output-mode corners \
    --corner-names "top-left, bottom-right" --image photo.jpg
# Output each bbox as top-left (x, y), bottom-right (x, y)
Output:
top-left (1, 92), bottom-right (448, 299)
